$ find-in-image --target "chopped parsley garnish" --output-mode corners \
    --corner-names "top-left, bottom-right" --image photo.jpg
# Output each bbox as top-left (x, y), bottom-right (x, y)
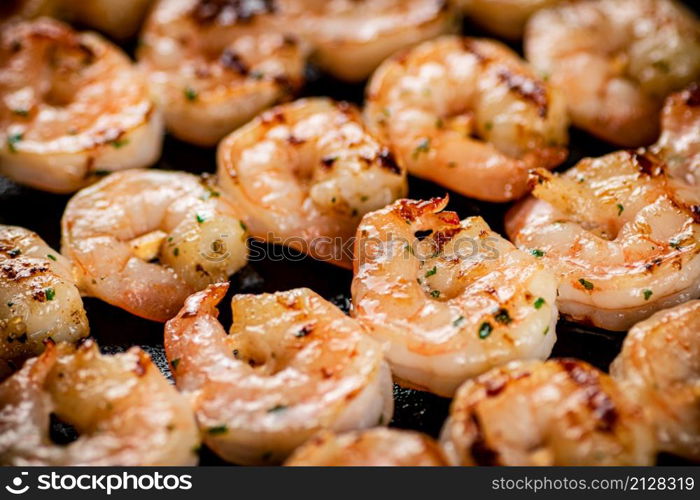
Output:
top-left (430, 290), bottom-right (441, 298)
top-left (617, 203), bottom-right (624, 216)
top-left (669, 238), bottom-right (682, 249)
top-left (45, 287), bottom-right (56, 301)
top-left (531, 249), bottom-right (545, 258)
top-left (267, 404), bottom-right (287, 413)
top-left (7, 133), bottom-right (23, 153)
top-left (478, 322), bottom-right (493, 339)
top-left (184, 87), bottom-right (198, 101)
top-left (8, 248), bottom-right (21, 257)
top-left (207, 425), bottom-right (228, 435)
top-left (643, 289), bottom-right (653, 301)
top-left (47, 254), bottom-right (57, 261)
top-left (543, 326), bottom-right (550, 335)
top-left (196, 214), bottom-right (206, 224)
top-left (173, 247), bottom-right (180, 257)
top-left (239, 220), bottom-right (247, 232)
top-left (579, 278), bottom-right (594, 290)
top-left (171, 358), bottom-right (180, 370)
top-left (425, 266), bottom-right (437, 278)
top-left (494, 308), bottom-right (511, 324)
top-left (534, 297), bottom-right (545, 309)
top-left (412, 138), bottom-right (431, 159)
top-left (453, 316), bottom-right (465, 327)
top-left (110, 138), bottom-right (129, 149)
top-left (12, 109), bottom-right (29, 117)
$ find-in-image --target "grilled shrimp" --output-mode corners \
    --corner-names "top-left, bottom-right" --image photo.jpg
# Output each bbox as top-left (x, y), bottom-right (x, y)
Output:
top-left (285, 428), bottom-right (447, 466)
top-left (506, 88), bottom-right (700, 331)
top-left (138, 0), bottom-right (307, 146)
top-left (457, 0), bottom-right (562, 39)
top-left (0, 0), bottom-right (153, 39)
top-left (365, 36), bottom-right (568, 202)
top-left (61, 169), bottom-right (248, 322)
top-left (351, 197), bottom-right (558, 397)
top-left (0, 340), bottom-right (199, 466)
top-left (0, 225), bottom-right (88, 379)
top-left (138, 0), bottom-right (456, 146)
top-left (440, 359), bottom-right (656, 466)
top-left (283, 0), bottom-right (458, 82)
top-left (164, 283), bottom-right (393, 465)
top-left (217, 98), bottom-right (407, 269)
top-left (610, 300), bottom-right (700, 461)
top-left (525, 0), bottom-right (700, 147)
top-left (0, 19), bottom-right (163, 193)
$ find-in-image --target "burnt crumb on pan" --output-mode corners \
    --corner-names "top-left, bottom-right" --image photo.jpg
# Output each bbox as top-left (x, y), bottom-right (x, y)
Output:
top-left (557, 359), bottom-right (618, 432)
top-left (191, 0), bottom-right (276, 25)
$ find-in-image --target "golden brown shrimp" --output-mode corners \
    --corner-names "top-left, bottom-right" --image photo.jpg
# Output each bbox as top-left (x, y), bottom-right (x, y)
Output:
top-left (525, 0), bottom-right (700, 147)
top-left (164, 283), bottom-right (393, 465)
top-left (365, 36), bottom-right (568, 202)
top-left (0, 225), bottom-right (88, 379)
top-left (217, 98), bottom-right (407, 269)
top-left (0, 340), bottom-right (199, 465)
top-left (457, 0), bottom-right (563, 40)
top-left (0, 18), bottom-right (163, 193)
top-left (61, 169), bottom-right (248, 322)
top-left (440, 359), bottom-right (656, 466)
top-left (610, 300), bottom-right (700, 461)
top-left (351, 198), bottom-right (558, 397)
top-left (285, 428), bottom-right (448, 466)
top-left (506, 88), bottom-right (700, 331)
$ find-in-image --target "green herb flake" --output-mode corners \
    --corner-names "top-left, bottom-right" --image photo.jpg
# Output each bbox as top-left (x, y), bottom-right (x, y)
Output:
top-left (45, 287), bottom-right (56, 301)
top-left (425, 266), bottom-right (437, 278)
top-left (110, 138), bottom-right (129, 149)
top-left (7, 133), bottom-right (23, 153)
top-left (670, 238), bottom-right (682, 249)
top-left (484, 121), bottom-right (493, 131)
top-left (643, 289), bottom-right (653, 301)
top-left (12, 109), bottom-right (29, 117)
top-left (578, 278), bottom-right (594, 290)
top-left (453, 315), bottom-right (465, 327)
top-left (173, 247), bottom-right (180, 257)
top-left (93, 169), bottom-right (111, 176)
top-left (239, 220), bottom-right (247, 232)
top-left (184, 87), bottom-right (198, 101)
top-left (430, 289), bottom-right (440, 298)
top-left (360, 195), bottom-right (369, 202)
top-left (7, 248), bottom-right (21, 257)
top-left (531, 249), bottom-right (545, 258)
top-left (47, 254), bottom-right (57, 261)
top-left (412, 138), bottom-right (431, 159)
top-left (494, 308), bottom-right (511, 324)
top-left (617, 203), bottom-right (624, 216)
top-left (534, 297), bottom-right (546, 309)
top-left (171, 358), bottom-right (180, 370)
top-left (435, 118), bottom-right (444, 129)
top-left (207, 425), bottom-right (228, 435)
top-left (478, 322), bottom-right (493, 339)
top-left (196, 214), bottom-right (206, 224)
top-left (7, 302), bottom-right (14, 307)
top-left (267, 404), bottom-right (287, 413)
top-left (543, 326), bottom-right (550, 336)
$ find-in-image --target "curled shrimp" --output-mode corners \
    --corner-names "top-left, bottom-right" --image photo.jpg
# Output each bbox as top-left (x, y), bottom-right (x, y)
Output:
top-left (285, 428), bottom-right (448, 466)
top-left (217, 98), bottom-right (407, 269)
top-left (61, 169), bottom-right (248, 322)
top-left (138, 0), bottom-right (308, 146)
top-left (281, 0), bottom-right (458, 82)
top-left (164, 283), bottom-right (393, 465)
top-left (0, 340), bottom-right (199, 466)
top-left (0, 225), bottom-right (88, 379)
top-left (506, 89), bottom-right (700, 331)
top-left (440, 359), bottom-right (657, 466)
top-left (457, 0), bottom-right (563, 40)
top-left (351, 197), bottom-right (558, 397)
top-left (610, 300), bottom-right (700, 461)
top-left (525, 0), bottom-right (700, 147)
top-left (0, 18), bottom-right (163, 193)
top-left (1, 0), bottom-right (153, 39)
top-left (365, 36), bottom-right (568, 202)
